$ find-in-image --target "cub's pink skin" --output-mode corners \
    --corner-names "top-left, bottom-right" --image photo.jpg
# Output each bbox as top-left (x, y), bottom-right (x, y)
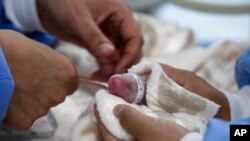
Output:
top-left (107, 73), bottom-right (145, 104)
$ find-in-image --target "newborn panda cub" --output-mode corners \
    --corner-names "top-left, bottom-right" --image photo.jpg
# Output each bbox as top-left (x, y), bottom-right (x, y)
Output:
top-left (107, 73), bottom-right (146, 104)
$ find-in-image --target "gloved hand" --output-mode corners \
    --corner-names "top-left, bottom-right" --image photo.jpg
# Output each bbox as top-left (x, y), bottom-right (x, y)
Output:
top-left (0, 30), bottom-right (79, 129)
top-left (36, 0), bottom-right (143, 81)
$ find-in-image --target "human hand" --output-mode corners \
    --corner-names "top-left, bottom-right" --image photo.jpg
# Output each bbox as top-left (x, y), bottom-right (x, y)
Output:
top-left (95, 104), bottom-right (188, 141)
top-left (0, 30), bottom-right (79, 129)
top-left (160, 64), bottom-right (231, 120)
top-left (36, 0), bottom-right (143, 81)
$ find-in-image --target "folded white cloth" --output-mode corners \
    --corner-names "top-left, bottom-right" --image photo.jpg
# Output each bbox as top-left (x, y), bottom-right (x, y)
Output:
top-left (71, 61), bottom-right (219, 141)
top-left (128, 61), bottom-right (219, 119)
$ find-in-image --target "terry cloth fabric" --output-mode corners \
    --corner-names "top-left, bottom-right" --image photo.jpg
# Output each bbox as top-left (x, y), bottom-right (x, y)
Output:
top-left (72, 61), bottom-right (219, 141)
top-left (128, 61), bottom-right (219, 119)
top-left (96, 90), bottom-right (158, 140)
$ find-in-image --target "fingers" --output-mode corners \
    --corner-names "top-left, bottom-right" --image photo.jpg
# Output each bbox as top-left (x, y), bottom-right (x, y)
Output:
top-left (96, 5), bottom-right (142, 74)
top-left (113, 105), bottom-right (189, 141)
top-left (160, 64), bottom-right (190, 87)
top-left (91, 62), bottom-right (115, 81)
top-left (76, 14), bottom-right (115, 58)
top-left (114, 12), bottom-right (143, 73)
top-left (160, 64), bottom-right (179, 79)
top-left (76, 14), bottom-right (118, 80)
top-left (94, 106), bottom-right (122, 141)
top-left (115, 37), bottom-right (143, 73)
top-left (37, 0), bottom-right (143, 79)
top-left (160, 64), bottom-right (231, 120)
top-left (113, 105), bottom-right (153, 140)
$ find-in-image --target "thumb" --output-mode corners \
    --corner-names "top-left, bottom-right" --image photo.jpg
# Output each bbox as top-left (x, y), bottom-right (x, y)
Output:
top-left (76, 17), bottom-right (115, 57)
top-left (113, 105), bottom-right (153, 139)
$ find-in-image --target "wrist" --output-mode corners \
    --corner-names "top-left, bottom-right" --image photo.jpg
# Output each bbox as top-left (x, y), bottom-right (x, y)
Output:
top-left (214, 91), bottom-right (231, 120)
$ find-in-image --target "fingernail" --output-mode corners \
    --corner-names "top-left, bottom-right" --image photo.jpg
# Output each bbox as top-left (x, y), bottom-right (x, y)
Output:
top-left (98, 43), bottom-right (115, 56)
top-left (113, 105), bottom-right (126, 117)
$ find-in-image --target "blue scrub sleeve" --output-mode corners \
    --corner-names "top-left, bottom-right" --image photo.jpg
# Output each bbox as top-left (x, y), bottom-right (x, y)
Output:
top-left (204, 117), bottom-right (250, 141)
top-left (0, 47), bottom-right (15, 123)
top-left (235, 48), bottom-right (250, 88)
top-left (204, 48), bottom-right (250, 141)
top-left (203, 118), bottom-right (230, 141)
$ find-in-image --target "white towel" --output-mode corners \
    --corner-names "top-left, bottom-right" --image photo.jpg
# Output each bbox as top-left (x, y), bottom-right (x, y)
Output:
top-left (71, 61), bottom-right (219, 141)
top-left (128, 61), bottom-right (219, 119)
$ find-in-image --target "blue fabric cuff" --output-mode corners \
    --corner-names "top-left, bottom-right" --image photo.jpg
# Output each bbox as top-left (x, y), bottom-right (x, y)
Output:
top-left (0, 0), bottom-right (56, 46)
top-left (0, 47), bottom-right (15, 123)
top-left (203, 118), bottom-right (230, 141)
top-left (204, 117), bottom-right (250, 141)
top-left (235, 48), bottom-right (250, 88)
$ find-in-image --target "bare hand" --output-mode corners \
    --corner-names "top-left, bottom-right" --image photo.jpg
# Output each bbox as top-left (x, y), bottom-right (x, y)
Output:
top-left (36, 0), bottom-right (143, 80)
top-left (95, 64), bottom-right (230, 141)
top-left (0, 30), bottom-right (79, 129)
top-left (95, 105), bottom-right (188, 141)
top-left (160, 64), bottom-right (231, 120)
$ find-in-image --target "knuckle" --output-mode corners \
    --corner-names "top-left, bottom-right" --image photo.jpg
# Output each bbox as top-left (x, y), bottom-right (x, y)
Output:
top-left (17, 118), bottom-right (34, 130)
top-left (139, 37), bottom-right (144, 47)
top-left (59, 59), bottom-right (79, 95)
top-left (119, 106), bottom-right (131, 120)
top-left (36, 107), bottom-right (49, 117)
top-left (65, 64), bottom-right (79, 94)
top-left (86, 30), bottom-right (100, 41)
top-left (51, 93), bottom-right (66, 105)
top-left (182, 70), bottom-right (194, 79)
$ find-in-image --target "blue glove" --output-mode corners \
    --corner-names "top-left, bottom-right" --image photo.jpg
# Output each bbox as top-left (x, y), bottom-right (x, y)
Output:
top-left (235, 48), bottom-right (250, 88)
